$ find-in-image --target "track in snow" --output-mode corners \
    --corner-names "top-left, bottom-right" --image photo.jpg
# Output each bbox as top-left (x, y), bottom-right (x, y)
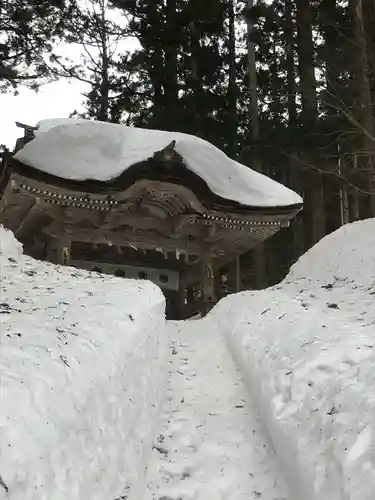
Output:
top-left (143, 318), bottom-right (289, 500)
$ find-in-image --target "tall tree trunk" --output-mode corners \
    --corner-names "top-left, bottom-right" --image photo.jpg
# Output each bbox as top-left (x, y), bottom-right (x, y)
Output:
top-left (284, 0), bottom-right (304, 260)
top-left (362, 0), bottom-right (375, 108)
top-left (247, 0), bottom-right (267, 289)
top-left (164, 0), bottom-right (179, 130)
top-left (148, 2), bottom-right (164, 127)
top-left (322, 0), bottom-right (339, 107)
top-left (247, 0), bottom-right (260, 149)
top-left (350, 154), bottom-right (361, 220)
top-left (285, 0), bottom-right (297, 126)
top-left (338, 146), bottom-right (350, 224)
top-left (322, 0), bottom-right (345, 230)
top-left (227, 0), bottom-right (241, 289)
top-left (296, 0), bottom-right (317, 123)
top-left (296, 0), bottom-right (326, 246)
top-left (227, 0), bottom-right (237, 159)
top-left (189, 20), bottom-right (203, 136)
top-left (98, 47), bottom-right (110, 122)
top-left (98, 0), bottom-right (110, 121)
top-left (350, 0), bottom-right (375, 216)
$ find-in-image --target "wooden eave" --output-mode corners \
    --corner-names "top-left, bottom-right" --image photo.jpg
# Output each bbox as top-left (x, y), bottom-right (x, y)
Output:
top-left (0, 170), bottom-right (297, 263)
top-left (4, 151), bottom-right (302, 217)
top-left (0, 145), bottom-right (302, 267)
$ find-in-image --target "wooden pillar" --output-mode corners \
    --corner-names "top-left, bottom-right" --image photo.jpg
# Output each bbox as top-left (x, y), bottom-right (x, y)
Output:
top-left (214, 266), bottom-right (223, 300)
top-left (201, 253), bottom-right (216, 315)
top-left (45, 239), bottom-right (56, 263)
top-left (177, 272), bottom-right (187, 319)
top-left (227, 256), bottom-right (241, 293)
top-left (235, 257), bottom-right (240, 292)
top-left (228, 257), bottom-right (241, 293)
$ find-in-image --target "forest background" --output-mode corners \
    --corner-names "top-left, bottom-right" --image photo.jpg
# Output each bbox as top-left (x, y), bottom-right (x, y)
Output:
top-left (1, 0), bottom-right (374, 288)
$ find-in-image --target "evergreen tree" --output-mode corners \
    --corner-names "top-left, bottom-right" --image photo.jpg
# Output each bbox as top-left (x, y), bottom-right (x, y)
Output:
top-left (6, 0), bottom-right (375, 286)
top-left (0, 0), bottom-right (68, 91)
top-left (50, 0), bottom-right (131, 122)
top-left (112, 0), bottom-right (236, 152)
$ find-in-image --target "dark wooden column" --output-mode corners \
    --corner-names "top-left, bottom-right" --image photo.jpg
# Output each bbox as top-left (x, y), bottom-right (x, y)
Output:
top-left (228, 256), bottom-right (241, 294)
top-left (201, 253), bottom-right (216, 315)
top-left (45, 239), bottom-right (56, 263)
top-left (177, 271), bottom-right (187, 319)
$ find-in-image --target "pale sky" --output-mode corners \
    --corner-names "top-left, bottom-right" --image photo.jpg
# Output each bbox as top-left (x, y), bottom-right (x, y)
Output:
top-left (0, 79), bottom-right (88, 149)
top-left (0, 0), bottom-right (137, 150)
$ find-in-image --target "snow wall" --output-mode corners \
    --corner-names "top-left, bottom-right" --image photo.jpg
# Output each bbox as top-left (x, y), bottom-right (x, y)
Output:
top-left (0, 227), bottom-right (168, 500)
top-left (212, 219), bottom-right (375, 500)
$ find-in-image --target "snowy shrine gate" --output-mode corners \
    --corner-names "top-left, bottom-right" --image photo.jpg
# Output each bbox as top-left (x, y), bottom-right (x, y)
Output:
top-left (0, 121), bottom-right (302, 318)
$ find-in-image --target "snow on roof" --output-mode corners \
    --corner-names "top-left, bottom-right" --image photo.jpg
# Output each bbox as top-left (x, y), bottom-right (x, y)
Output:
top-left (13, 118), bottom-right (302, 208)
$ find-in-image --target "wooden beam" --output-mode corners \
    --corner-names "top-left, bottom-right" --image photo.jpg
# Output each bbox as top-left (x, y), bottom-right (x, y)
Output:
top-left (14, 202), bottom-right (42, 240)
top-left (0, 151), bottom-right (11, 190)
top-left (15, 121), bottom-right (38, 131)
top-left (43, 225), bottom-right (203, 255)
top-left (0, 177), bottom-right (15, 213)
top-left (99, 214), bottom-right (173, 233)
top-left (42, 206), bottom-right (197, 237)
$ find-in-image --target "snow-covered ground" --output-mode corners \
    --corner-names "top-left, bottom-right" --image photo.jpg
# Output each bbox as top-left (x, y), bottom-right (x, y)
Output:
top-left (0, 227), bottom-right (167, 500)
top-left (144, 319), bottom-right (288, 500)
top-left (0, 221), bottom-right (290, 500)
top-left (213, 219), bottom-right (375, 500)
top-left (3, 219), bottom-right (375, 500)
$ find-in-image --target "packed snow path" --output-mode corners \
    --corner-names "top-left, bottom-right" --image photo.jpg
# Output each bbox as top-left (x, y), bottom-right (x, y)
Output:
top-left (144, 318), bottom-right (289, 500)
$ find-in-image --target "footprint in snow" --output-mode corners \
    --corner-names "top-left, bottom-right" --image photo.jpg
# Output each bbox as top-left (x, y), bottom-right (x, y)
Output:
top-left (158, 497), bottom-right (183, 500)
top-left (162, 463), bottom-right (192, 480)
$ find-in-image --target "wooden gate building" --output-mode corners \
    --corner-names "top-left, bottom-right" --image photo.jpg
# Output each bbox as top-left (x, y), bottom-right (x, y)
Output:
top-left (0, 119), bottom-right (302, 318)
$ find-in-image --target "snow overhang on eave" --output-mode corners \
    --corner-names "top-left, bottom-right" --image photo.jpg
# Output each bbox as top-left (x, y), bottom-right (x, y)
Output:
top-left (11, 118), bottom-right (303, 213)
top-left (6, 157), bottom-right (303, 221)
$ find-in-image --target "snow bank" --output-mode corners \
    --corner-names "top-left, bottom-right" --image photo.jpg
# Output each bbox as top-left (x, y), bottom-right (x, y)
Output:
top-left (212, 219), bottom-right (375, 500)
top-left (0, 226), bottom-right (23, 259)
top-left (285, 218), bottom-right (375, 292)
top-left (13, 118), bottom-right (302, 208)
top-left (0, 226), bottom-right (167, 500)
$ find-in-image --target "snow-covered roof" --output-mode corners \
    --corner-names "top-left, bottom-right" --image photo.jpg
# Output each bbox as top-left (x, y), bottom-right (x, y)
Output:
top-left (14, 118), bottom-right (302, 208)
